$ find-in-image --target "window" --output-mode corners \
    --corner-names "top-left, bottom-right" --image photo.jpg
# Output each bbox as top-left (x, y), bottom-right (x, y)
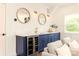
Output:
top-left (65, 14), bottom-right (79, 33)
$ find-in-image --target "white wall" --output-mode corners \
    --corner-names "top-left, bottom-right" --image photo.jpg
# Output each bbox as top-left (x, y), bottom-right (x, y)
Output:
top-left (50, 4), bottom-right (79, 41)
top-left (5, 3), bottom-right (79, 56)
top-left (5, 3), bottom-right (54, 56)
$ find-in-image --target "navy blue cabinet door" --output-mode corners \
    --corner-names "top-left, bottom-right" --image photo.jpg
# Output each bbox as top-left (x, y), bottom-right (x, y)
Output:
top-left (16, 36), bottom-right (27, 56)
top-left (54, 33), bottom-right (60, 41)
top-left (38, 33), bottom-right (60, 52)
top-left (38, 34), bottom-right (49, 52)
top-left (49, 33), bottom-right (55, 43)
top-left (49, 33), bottom-right (60, 43)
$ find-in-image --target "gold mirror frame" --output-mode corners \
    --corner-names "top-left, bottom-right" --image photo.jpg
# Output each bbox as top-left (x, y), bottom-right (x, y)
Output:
top-left (16, 8), bottom-right (31, 24)
top-left (38, 13), bottom-right (46, 25)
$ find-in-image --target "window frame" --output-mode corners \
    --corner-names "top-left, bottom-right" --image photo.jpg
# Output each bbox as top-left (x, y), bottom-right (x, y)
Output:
top-left (64, 14), bottom-right (79, 33)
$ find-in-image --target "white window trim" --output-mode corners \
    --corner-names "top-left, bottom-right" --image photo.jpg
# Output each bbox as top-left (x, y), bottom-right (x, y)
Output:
top-left (64, 14), bottom-right (79, 33)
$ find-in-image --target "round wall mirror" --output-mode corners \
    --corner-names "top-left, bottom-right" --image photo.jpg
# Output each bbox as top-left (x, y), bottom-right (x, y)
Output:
top-left (16, 8), bottom-right (30, 24)
top-left (38, 13), bottom-right (46, 25)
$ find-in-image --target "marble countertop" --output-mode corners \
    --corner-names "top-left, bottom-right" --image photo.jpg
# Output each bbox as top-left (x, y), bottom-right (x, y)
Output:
top-left (16, 32), bottom-right (60, 36)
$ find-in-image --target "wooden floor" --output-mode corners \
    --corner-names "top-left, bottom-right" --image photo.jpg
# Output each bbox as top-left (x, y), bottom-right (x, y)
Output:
top-left (36, 52), bottom-right (42, 56)
top-left (30, 52), bottom-right (42, 56)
